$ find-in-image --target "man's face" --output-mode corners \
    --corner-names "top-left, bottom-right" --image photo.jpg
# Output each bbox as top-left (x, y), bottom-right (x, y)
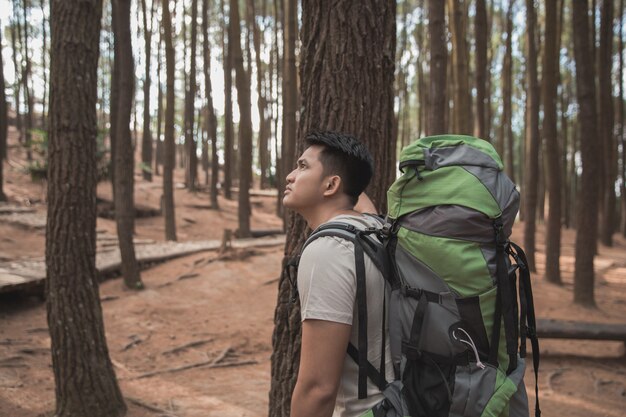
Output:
top-left (283, 145), bottom-right (328, 212)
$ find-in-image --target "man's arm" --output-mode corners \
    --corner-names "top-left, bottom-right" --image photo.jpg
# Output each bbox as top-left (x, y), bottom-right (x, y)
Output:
top-left (291, 319), bottom-right (352, 417)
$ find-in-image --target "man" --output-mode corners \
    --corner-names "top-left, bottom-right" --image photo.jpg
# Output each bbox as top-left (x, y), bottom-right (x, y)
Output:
top-left (283, 131), bottom-right (393, 417)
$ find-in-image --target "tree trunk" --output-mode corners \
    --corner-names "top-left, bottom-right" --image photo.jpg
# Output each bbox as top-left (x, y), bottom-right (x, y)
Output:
top-left (222, 0), bottom-right (233, 200)
top-left (273, 0), bottom-right (283, 218)
top-left (268, 2), bottom-right (396, 415)
top-left (523, 0), bottom-right (540, 273)
top-left (247, 0), bottom-right (269, 190)
top-left (10, 12), bottom-right (22, 144)
top-left (448, 0), bottom-right (473, 135)
top-left (113, 0), bottom-right (143, 290)
top-left (40, 0), bottom-right (48, 129)
top-left (47, 0), bottom-right (127, 415)
top-left (202, 0), bottom-right (219, 209)
top-left (542, 0), bottom-right (562, 284)
top-left (183, 0), bottom-right (199, 190)
top-left (162, 0), bottom-right (177, 241)
top-left (428, 0), bottom-right (447, 135)
top-left (229, 0), bottom-right (253, 238)
top-left (19, 0), bottom-right (33, 161)
top-left (500, 1), bottom-right (514, 181)
top-left (618, 0), bottom-right (626, 237)
top-left (109, 0), bottom-right (120, 192)
top-left (155, 28), bottom-right (163, 177)
top-left (485, 0), bottom-right (495, 141)
top-left (475, 0), bottom-right (488, 139)
top-left (0, 26), bottom-right (7, 202)
top-left (140, 0), bottom-right (154, 181)
top-left (281, 0), bottom-right (297, 221)
top-left (572, 0), bottom-right (600, 307)
top-left (600, 0), bottom-right (616, 246)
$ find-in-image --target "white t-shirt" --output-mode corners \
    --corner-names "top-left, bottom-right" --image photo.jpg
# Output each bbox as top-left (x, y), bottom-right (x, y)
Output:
top-left (298, 214), bottom-right (394, 417)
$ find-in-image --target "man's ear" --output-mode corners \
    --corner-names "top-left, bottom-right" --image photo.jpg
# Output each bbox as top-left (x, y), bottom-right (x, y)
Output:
top-left (323, 175), bottom-right (342, 197)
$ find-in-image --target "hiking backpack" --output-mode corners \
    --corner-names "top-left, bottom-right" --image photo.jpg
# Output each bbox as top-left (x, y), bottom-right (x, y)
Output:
top-left (291, 135), bottom-right (540, 417)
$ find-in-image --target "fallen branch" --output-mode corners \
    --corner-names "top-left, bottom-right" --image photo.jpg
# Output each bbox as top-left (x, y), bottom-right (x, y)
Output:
top-left (176, 272), bottom-right (200, 281)
top-left (126, 396), bottom-right (179, 416)
top-left (210, 346), bottom-right (232, 365)
top-left (209, 360), bottom-right (258, 369)
top-left (162, 338), bottom-right (214, 355)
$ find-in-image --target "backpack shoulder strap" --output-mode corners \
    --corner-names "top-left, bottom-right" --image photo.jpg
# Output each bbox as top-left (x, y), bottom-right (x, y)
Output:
top-left (295, 220), bottom-right (389, 398)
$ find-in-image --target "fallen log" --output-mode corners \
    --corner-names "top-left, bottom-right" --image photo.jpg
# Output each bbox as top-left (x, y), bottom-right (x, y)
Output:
top-left (536, 319), bottom-right (626, 343)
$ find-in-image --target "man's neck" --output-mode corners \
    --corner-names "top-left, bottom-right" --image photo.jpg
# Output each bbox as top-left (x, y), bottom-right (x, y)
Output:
top-left (303, 205), bottom-right (361, 231)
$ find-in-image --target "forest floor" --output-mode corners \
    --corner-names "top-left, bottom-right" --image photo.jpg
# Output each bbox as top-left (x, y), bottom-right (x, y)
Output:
top-left (1, 126), bottom-right (626, 417)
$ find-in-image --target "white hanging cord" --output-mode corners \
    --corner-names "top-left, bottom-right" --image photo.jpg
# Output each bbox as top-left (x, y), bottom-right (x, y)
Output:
top-left (452, 327), bottom-right (486, 370)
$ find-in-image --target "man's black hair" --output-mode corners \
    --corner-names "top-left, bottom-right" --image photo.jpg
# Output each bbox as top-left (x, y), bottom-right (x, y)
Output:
top-left (305, 131), bottom-right (374, 205)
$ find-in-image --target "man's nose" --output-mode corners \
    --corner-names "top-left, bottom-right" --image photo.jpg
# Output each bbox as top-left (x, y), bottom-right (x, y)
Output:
top-left (286, 169), bottom-right (296, 183)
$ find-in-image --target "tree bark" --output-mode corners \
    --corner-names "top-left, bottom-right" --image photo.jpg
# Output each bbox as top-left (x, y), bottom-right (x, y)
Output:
top-left (428, 0), bottom-right (447, 135)
top-left (247, 0), bottom-right (270, 190)
top-left (0, 26), bottom-right (7, 202)
top-left (599, 0), bottom-right (616, 246)
top-left (222, 0), bottom-right (233, 200)
top-left (573, 0), bottom-right (600, 307)
top-left (162, 0), bottom-right (177, 241)
top-left (183, 0), bottom-right (199, 190)
top-left (155, 27), bottom-right (163, 177)
top-left (617, 0), bottom-right (626, 237)
top-left (113, 0), bottom-right (143, 290)
top-left (9, 11), bottom-right (22, 144)
top-left (19, 0), bottom-right (33, 161)
top-left (230, 0), bottom-right (253, 238)
top-left (140, 0), bottom-right (154, 181)
top-left (109, 0), bottom-right (120, 192)
top-left (542, 0), bottom-right (562, 284)
top-left (47, 0), bottom-right (127, 415)
top-left (448, 0), bottom-right (473, 135)
top-left (40, 0), bottom-right (48, 129)
top-left (475, 0), bottom-right (488, 139)
top-left (202, 0), bottom-right (219, 208)
top-left (500, 0), bottom-right (514, 182)
top-left (281, 0), bottom-right (297, 221)
top-left (523, 0), bottom-right (540, 273)
top-left (269, 2), bottom-right (396, 415)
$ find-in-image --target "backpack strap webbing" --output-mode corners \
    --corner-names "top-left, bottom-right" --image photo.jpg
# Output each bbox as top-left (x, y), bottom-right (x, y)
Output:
top-left (508, 242), bottom-right (541, 417)
top-left (488, 217), bottom-right (519, 375)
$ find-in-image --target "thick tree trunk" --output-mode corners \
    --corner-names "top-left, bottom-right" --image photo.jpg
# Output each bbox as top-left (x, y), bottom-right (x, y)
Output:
top-left (230, 0), bottom-right (253, 238)
top-left (475, 0), bottom-right (488, 139)
top-left (599, 0), bottom-right (616, 246)
top-left (572, 0), bottom-right (599, 307)
top-left (428, 0), bottom-right (447, 135)
top-left (162, 0), bottom-right (177, 241)
top-left (222, 0), bottom-right (234, 200)
top-left (273, 0), bottom-right (284, 218)
top-left (543, 0), bottom-right (562, 284)
top-left (523, 0), bottom-right (540, 273)
top-left (113, 0), bottom-right (143, 290)
top-left (202, 0), bottom-right (219, 208)
top-left (448, 0), bottom-right (473, 135)
top-left (140, 0), bottom-right (154, 181)
top-left (268, 2), bottom-right (396, 415)
top-left (0, 27), bottom-right (7, 202)
top-left (47, 0), bottom-right (127, 415)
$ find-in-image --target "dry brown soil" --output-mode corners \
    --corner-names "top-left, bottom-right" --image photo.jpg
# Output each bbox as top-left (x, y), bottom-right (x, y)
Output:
top-left (1, 127), bottom-right (625, 417)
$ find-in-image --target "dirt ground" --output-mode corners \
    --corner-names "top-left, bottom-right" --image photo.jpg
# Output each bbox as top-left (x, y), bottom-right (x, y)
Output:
top-left (1, 126), bottom-right (626, 417)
